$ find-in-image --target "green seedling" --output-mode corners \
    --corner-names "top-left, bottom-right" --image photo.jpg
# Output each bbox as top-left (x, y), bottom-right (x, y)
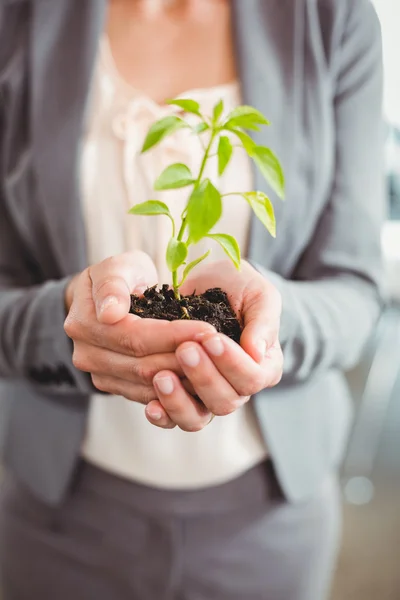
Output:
top-left (129, 97), bottom-right (284, 301)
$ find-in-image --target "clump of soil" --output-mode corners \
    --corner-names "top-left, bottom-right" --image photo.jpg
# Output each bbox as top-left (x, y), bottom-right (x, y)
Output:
top-left (130, 285), bottom-right (242, 343)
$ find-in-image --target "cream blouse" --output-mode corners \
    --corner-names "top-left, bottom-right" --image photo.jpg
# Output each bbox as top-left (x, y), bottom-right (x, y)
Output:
top-left (81, 38), bottom-right (268, 488)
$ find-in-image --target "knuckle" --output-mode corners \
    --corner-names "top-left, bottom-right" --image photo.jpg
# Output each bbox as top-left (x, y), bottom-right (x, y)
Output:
top-left (117, 332), bottom-right (134, 355)
top-left (131, 338), bottom-right (147, 358)
top-left (104, 255), bottom-right (120, 268)
top-left (129, 361), bottom-right (155, 385)
top-left (96, 256), bottom-right (119, 275)
top-left (117, 332), bottom-right (132, 353)
top-left (213, 401), bottom-right (236, 417)
top-left (64, 315), bottom-right (79, 339)
top-left (90, 258), bottom-right (128, 296)
top-left (266, 347), bottom-right (284, 388)
top-left (168, 321), bottom-right (181, 346)
top-left (93, 277), bottom-right (120, 299)
top-left (141, 366), bottom-right (157, 385)
top-left (119, 331), bottom-right (146, 358)
top-left (91, 374), bottom-right (109, 393)
top-left (180, 420), bottom-right (207, 433)
top-left (72, 349), bottom-right (90, 373)
top-left (271, 370), bottom-right (283, 386)
top-left (140, 386), bottom-right (158, 405)
top-left (197, 372), bottom-right (215, 389)
top-left (238, 372), bottom-right (265, 396)
top-left (268, 364), bottom-right (283, 388)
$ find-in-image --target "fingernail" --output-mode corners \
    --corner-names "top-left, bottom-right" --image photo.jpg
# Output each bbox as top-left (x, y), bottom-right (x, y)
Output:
top-left (154, 376), bottom-right (174, 395)
top-left (194, 332), bottom-right (207, 341)
top-left (134, 285), bottom-right (147, 296)
top-left (194, 326), bottom-right (217, 341)
top-left (234, 397), bottom-right (248, 409)
top-left (179, 346), bottom-right (200, 368)
top-left (99, 296), bottom-right (119, 314)
top-left (203, 336), bottom-right (224, 357)
top-left (256, 339), bottom-right (267, 357)
top-left (147, 407), bottom-right (163, 421)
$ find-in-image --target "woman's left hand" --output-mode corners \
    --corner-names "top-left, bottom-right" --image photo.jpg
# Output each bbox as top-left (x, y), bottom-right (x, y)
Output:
top-left (146, 260), bottom-right (283, 431)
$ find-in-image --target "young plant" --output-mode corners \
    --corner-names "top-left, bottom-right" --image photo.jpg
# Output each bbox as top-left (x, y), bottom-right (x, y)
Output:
top-left (129, 97), bottom-right (284, 301)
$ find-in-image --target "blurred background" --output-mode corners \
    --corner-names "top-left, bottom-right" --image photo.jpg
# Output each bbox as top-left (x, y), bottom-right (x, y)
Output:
top-left (331, 1), bottom-right (400, 598)
top-left (0, 2), bottom-right (399, 599)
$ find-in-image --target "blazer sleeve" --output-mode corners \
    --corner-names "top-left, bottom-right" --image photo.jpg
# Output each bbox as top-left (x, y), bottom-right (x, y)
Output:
top-left (0, 5), bottom-right (94, 397)
top-left (254, 0), bottom-right (386, 382)
top-left (0, 198), bottom-right (93, 397)
top-left (0, 119), bottom-right (93, 398)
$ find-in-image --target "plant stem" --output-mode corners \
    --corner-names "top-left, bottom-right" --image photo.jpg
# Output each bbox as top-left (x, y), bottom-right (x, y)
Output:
top-left (171, 130), bottom-right (217, 302)
top-left (172, 270), bottom-right (180, 300)
top-left (176, 132), bottom-right (215, 243)
top-left (170, 129), bottom-right (216, 318)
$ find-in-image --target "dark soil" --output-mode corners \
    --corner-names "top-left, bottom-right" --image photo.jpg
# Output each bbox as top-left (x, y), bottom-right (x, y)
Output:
top-left (130, 285), bottom-right (242, 343)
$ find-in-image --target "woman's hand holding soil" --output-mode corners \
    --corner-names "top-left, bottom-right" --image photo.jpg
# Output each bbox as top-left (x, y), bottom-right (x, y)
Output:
top-left (147, 260), bottom-right (283, 431)
top-left (64, 251), bottom-right (216, 411)
top-left (64, 253), bottom-right (283, 431)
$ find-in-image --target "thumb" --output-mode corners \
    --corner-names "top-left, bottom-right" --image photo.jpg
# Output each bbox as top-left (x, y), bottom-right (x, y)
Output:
top-left (240, 279), bottom-right (281, 364)
top-left (89, 251), bottom-right (158, 324)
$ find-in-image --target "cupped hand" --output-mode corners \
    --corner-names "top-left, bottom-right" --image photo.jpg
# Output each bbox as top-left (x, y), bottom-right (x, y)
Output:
top-left (146, 260), bottom-right (283, 431)
top-left (64, 251), bottom-right (216, 408)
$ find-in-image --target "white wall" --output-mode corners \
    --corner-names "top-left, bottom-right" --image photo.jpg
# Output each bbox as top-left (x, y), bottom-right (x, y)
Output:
top-left (372, 0), bottom-right (400, 126)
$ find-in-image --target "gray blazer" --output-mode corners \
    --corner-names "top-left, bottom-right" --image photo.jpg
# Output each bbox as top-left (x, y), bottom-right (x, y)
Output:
top-left (0, 0), bottom-right (384, 505)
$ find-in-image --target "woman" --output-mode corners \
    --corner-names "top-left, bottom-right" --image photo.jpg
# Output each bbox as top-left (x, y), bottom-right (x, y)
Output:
top-left (0, 1), bottom-right (384, 599)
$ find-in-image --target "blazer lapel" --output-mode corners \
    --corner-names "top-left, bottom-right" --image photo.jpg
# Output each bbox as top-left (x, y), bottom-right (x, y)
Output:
top-left (30, 0), bottom-right (107, 276)
top-left (232, 0), bottom-right (304, 271)
top-left (29, 0), bottom-right (303, 277)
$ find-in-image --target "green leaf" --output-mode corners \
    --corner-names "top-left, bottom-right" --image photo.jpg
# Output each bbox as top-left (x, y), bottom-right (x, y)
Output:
top-left (141, 116), bottom-right (188, 153)
top-left (229, 129), bottom-right (256, 155)
top-left (241, 191), bottom-right (276, 238)
top-left (226, 118), bottom-right (261, 132)
top-left (128, 200), bottom-right (171, 218)
top-left (217, 136), bottom-right (233, 176)
top-left (166, 98), bottom-right (201, 116)
top-left (213, 99), bottom-right (224, 123)
top-left (194, 122), bottom-right (209, 134)
top-left (207, 233), bottom-right (241, 269)
top-left (129, 200), bottom-right (175, 234)
top-left (187, 179), bottom-right (222, 244)
top-left (154, 163), bottom-right (194, 190)
top-left (178, 250), bottom-right (211, 286)
top-left (252, 146), bottom-right (285, 200)
top-left (166, 238), bottom-right (188, 272)
top-left (224, 105), bottom-right (270, 131)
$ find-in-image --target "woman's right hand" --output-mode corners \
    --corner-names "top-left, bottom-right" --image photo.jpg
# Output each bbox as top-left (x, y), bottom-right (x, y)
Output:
top-left (64, 251), bottom-right (215, 412)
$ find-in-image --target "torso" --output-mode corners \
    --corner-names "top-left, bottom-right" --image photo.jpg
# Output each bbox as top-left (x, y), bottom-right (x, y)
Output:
top-left (107, 0), bottom-right (236, 102)
top-left (80, 0), bottom-right (268, 488)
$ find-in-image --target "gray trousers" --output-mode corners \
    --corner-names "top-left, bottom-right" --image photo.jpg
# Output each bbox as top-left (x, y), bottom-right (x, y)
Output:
top-left (0, 461), bottom-right (341, 600)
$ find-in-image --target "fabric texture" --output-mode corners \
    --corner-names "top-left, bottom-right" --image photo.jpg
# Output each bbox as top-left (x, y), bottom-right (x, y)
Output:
top-left (80, 38), bottom-right (268, 488)
top-left (0, 0), bottom-right (385, 503)
top-left (0, 461), bottom-right (341, 600)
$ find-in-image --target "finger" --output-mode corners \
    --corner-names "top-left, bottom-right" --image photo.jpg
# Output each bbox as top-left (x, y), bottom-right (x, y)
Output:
top-left (91, 374), bottom-right (157, 405)
top-left (260, 341), bottom-right (284, 387)
top-left (195, 332), bottom-right (268, 397)
top-left (240, 274), bottom-right (282, 363)
top-left (181, 378), bottom-right (196, 396)
top-left (145, 400), bottom-right (176, 429)
top-left (153, 371), bottom-right (212, 432)
top-left (72, 343), bottom-right (184, 382)
top-left (76, 317), bottom-right (217, 358)
top-left (175, 342), bottom-right (244, 416)
top-left (89, 252), bottom-right (158, 324)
